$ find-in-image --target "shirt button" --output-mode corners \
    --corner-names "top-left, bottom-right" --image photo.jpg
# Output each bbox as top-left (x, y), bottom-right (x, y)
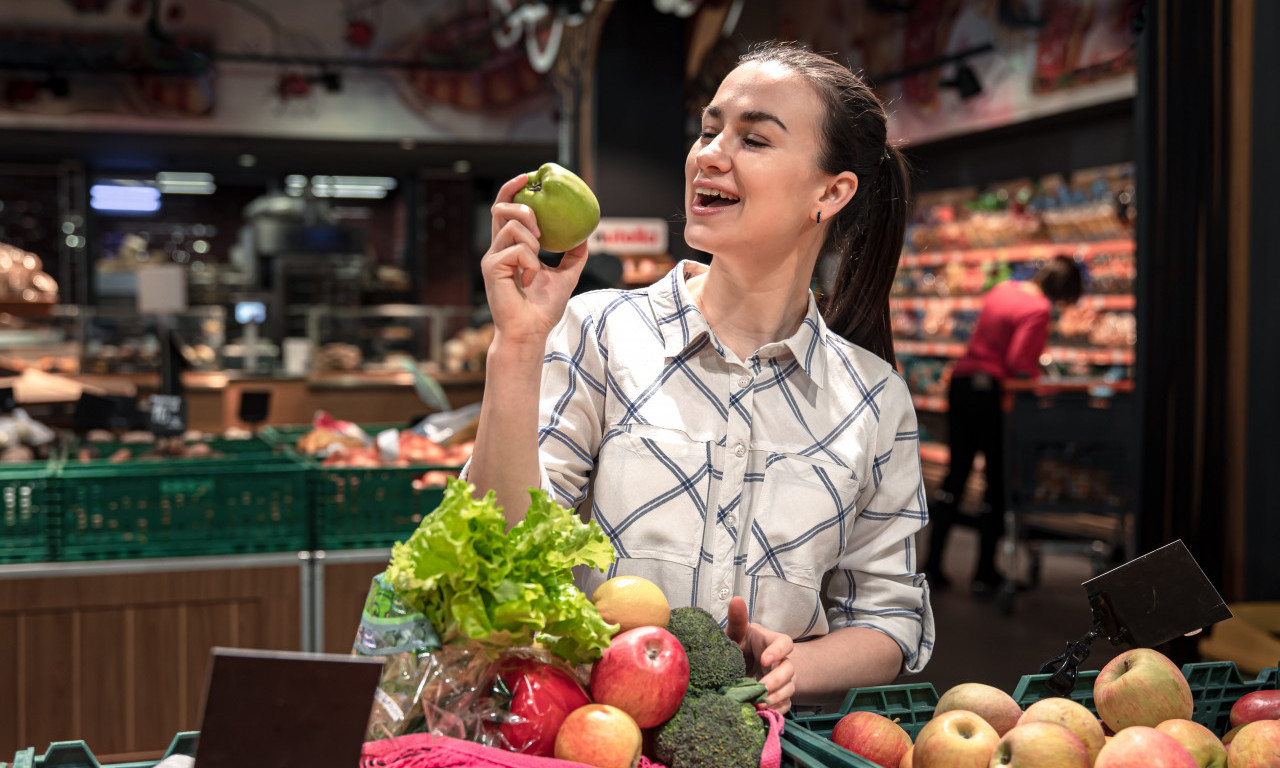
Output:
top-left (717, 587), bottom-right (730, 601)
top-left (734, 443), bottom-right (746, 457)
top-left (738, 376), bottom-right (750, 388)
top-left (725, 514), bottom-right (737, 527)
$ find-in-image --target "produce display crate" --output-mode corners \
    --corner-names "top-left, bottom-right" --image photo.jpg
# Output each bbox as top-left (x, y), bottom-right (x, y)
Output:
top-left (3, 732), bottom-right (197, 768)
top-left (308, 462), bottom-right (460, 551)
top-left (259, 422), bottom-right (409, 451)
top-left (74, 435), bottom-right (281, 462)
top-left (780, 661), bottom-right (1279, 768)
top-left (0, 461), bottom-right (59, 563)
top-left (56, 454), bottom-right (311, 560)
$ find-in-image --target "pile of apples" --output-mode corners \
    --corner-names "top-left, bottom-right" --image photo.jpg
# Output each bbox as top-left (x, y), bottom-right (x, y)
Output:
top-left (829, 647), bottom-right (1280, 768)
top-left (496, 596), bottom-right (692, 768)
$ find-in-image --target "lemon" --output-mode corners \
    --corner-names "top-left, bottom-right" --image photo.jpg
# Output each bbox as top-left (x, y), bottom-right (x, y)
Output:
top-left (591, 575), bottom-right (670, 632)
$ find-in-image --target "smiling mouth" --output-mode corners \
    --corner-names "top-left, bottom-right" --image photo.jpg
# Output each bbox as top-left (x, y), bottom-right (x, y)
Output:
top-left (694, 188), bottom-right (741, 208)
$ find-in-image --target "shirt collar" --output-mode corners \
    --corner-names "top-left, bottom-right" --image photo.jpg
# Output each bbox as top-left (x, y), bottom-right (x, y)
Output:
top-left (647, 260), bottom-right (829, 389)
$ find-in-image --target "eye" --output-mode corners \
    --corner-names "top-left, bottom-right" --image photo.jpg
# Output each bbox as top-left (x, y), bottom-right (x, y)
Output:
top-left (699, 130), bottom-right (718, 142)
top-left (743, 136), bottom-right (768, 148)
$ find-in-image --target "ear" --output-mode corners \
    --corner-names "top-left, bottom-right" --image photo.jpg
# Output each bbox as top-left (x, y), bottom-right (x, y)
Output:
top-left (817, 171), bottom-right (858, 217)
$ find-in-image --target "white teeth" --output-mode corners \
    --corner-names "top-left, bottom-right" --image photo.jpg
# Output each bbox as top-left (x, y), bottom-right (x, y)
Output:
top-left (695, 187), bottom-right (740, 201)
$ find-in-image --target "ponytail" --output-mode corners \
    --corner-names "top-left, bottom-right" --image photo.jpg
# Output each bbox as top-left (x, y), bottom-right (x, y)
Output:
top-left (820, 145), bottom-right (909, 368)
top-left (740, 42), bottom-right (910, 368)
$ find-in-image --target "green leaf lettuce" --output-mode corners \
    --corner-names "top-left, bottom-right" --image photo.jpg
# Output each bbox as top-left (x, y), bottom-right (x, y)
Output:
top-left (386, 477), bottom-right (617, 664)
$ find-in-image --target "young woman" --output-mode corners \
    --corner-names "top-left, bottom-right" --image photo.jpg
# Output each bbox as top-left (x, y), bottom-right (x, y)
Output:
top-left (467, 42), bottom-right (934, 713)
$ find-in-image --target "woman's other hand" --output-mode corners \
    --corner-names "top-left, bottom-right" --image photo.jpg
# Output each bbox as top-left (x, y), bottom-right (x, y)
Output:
top-left (481, 174), bottom-right (591, 347)
top-left (727, 596), bottom-right (796, 714)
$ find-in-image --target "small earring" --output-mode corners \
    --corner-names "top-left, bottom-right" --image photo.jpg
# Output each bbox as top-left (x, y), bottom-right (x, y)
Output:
top-left (815, 211), bottom-right (822, 224)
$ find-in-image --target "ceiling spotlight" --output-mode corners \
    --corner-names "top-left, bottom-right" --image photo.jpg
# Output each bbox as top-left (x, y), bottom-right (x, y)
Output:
top-left (942, 62), bottom-right (983, 100)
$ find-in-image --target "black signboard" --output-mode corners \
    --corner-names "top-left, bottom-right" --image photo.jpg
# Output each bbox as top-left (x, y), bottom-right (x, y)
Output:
top-left (147, 393), bottom-right (188, 437)
top-left (238, 390), bottom-right (271, 426)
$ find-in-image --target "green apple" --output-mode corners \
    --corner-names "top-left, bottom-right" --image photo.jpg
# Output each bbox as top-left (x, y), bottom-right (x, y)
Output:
top-left (513, 162), bottom-right (600, 253)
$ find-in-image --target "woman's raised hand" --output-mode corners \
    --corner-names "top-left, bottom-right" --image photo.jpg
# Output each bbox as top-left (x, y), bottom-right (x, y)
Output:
top-left (481, 174), bottom-right (591, 348)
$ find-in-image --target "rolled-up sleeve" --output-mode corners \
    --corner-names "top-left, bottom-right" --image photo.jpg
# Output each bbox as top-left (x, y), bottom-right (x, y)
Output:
top-left (825, 374), bottom-right (935, 674)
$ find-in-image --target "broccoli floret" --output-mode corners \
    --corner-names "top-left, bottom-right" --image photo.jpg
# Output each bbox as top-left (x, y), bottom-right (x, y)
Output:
top-left (654, 692), bottom-right (767, 768)
top-left (666, 606), bottom-right (748, 693)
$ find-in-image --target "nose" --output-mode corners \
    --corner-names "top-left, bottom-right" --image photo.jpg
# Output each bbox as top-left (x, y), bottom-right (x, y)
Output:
top-left (695, 133), bottom-right (730, 175)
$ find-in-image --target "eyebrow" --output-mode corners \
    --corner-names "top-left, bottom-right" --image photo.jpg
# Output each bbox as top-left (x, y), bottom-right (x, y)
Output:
top-left (703, 104), bottom-right (788, 132)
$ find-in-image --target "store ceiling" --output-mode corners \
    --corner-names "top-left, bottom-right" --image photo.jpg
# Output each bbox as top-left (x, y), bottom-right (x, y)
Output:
top-left (0, 129), bottom-right (557, 184)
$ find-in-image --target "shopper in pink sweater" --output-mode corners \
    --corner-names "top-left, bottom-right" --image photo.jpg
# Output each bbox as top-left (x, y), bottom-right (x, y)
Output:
top-left (923, 255), bottom-right (1083, 594)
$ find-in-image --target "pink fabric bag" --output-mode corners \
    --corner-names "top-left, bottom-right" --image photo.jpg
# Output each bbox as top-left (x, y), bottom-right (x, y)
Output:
top-left (361, 707), bottom-right (785, 768)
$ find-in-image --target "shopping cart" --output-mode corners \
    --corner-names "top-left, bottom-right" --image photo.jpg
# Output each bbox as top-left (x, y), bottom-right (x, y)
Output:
top-left (996, 381), bottom-right (1138, 615)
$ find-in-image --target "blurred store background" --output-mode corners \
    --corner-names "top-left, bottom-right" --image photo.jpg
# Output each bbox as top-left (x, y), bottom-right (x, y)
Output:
top-left (0, 0), bottom-right (1277, 762)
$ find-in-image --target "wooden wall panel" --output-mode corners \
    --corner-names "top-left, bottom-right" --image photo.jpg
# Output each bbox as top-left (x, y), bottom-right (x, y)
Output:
top-left (322, 561), bottom-right (388, 655)
top-left (0, 563), bottom-right (302, 759)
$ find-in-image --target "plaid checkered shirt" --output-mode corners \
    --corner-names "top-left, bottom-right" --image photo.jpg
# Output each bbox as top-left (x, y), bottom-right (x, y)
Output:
top-left (519, 260), bottom-right (934, 674)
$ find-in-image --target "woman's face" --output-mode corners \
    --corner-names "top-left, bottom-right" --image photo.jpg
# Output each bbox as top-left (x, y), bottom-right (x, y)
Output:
top-left (684, 60), bottom-right (833, 260)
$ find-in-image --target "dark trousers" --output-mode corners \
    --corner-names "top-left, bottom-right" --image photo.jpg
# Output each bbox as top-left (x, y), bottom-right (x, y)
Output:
top-left (925, 373), bottom-right (1005, 582)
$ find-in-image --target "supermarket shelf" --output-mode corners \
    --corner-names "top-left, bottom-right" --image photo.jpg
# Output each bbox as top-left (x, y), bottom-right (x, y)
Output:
top-left (898, 238), bottom-right (1135, 268)
top-left (890, 294), bottom-right (1135, 312)
top-left (895, 340), bottom-right (1135, 365)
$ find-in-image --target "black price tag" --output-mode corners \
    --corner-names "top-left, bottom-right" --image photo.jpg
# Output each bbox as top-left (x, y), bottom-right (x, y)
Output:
top-left (148, 394), bottom-right (187, 437)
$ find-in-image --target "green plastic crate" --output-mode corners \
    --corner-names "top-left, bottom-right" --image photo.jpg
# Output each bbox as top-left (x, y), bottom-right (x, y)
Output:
top-left (781, 662), bottom-right (1279, 767)
top-left (75, 435), bottom-right (280, 462)
top-left (310, 462), bottom-right (459, 550)
top-left (0, 462), bottom-right (59, 564)
top-left (3, 732), bottom-right (196, 768)
top-left (1181, 661), bottom-right (1279, 735)
top-left (57, 455), bottom-right (310, 560)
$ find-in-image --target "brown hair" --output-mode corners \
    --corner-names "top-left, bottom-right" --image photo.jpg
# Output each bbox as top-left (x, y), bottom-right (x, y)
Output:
top-left (1033, 254), bottom-right (1085, 304)
top-left (739, 41), bottom-right (908, 366)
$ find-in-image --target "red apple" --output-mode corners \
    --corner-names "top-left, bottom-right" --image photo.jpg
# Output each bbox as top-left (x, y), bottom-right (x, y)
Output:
top-left (1225, 720), bottom-right (1280, 768)
top-left (589, 626), bottom-right (689, 728)
top-left (934, 682), bottom-right (1023, 736)
top-left (1094, 726), bottom-right (1199, 767)
top-left (496, 655), bottom-right (591, 756)
top-left (912, 709), bottom-right (1000, 768)
top-left (990, 721), bottom-right (1090, 767)
top-left (1018, 696), bottom-right (1107, 765)
top-left (1093, 648), bottom-right (1194, 731)
top-left (1230, 690), bottom-right (1280, 728)
top-left (830, 710), bottom-right (912, 768)
top-left (554, 703), bottom-right (643, 768)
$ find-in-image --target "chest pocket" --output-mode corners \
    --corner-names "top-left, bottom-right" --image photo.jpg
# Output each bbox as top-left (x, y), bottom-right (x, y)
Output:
top-left (591, 424), bottom-right (711, 568)
top-left (745, 454), bottom-right (861, 591)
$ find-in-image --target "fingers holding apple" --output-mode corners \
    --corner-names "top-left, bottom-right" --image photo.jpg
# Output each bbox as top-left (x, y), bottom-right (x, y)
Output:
top-left (513, 162), bottom-right (601, 254)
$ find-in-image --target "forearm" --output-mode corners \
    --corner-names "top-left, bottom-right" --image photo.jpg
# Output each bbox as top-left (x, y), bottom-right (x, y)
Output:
top-left (788, 626), bottom-right (904, 709)
top-left (468, 334), bottom-right (547, 528)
